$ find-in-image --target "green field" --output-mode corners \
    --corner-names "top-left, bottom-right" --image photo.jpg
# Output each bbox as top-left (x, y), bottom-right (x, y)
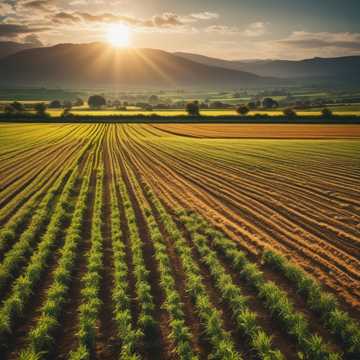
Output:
top-left (0, 123), bottom-right (359, 359)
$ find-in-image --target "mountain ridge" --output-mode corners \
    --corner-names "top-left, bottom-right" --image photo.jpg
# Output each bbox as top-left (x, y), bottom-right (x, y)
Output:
top-left (174, 51), bottom-right (360, 80)
top-left (0, 42), bottom-right (281, 88)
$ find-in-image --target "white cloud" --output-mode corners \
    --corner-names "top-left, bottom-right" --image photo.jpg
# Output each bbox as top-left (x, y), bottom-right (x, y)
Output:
top-left (205, 25), bottom-right (240, 34)
top-left (189, 12), bottom-right (219, 21)
top-left (244, 22), bottom-right (267, 37)
top-left (279, 31), bottom-right (360, 50)
top-left (205, 22), bottom-right (268, 37)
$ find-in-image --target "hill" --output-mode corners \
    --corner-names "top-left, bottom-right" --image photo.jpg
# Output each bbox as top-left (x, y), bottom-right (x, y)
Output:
top-left (175, 52), bottom-right (360, 81)
top-left (0, 43), bottom-right (280, 88)
top-left (0, 41), bottom-right (35, 59)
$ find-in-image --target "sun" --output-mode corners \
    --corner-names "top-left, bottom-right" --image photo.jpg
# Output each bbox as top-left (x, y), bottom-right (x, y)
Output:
top-left (106, 24), bottom-right (131, 48)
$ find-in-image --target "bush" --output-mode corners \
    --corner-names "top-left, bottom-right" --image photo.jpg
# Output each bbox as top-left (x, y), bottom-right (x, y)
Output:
top-left (48, 100), bottom-right (62, 109)
top-left (283, 108), bottom-right (297, 117)
top-left (88, 95), bottom-right (106, 109)
top-left (236, 105), bottom-right (250, 115)
top-left (34, 103), bottom-right (48, 117)
top-left (11, 101), bottom-right (25, 112)
top-left (321, 108), bottom-right (333, 117)
top-left (186, 101), bottom-right (200, 116)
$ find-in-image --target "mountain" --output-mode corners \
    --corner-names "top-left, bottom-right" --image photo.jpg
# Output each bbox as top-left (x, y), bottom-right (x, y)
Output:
top-left (175, 52), bottom-right (360, 81)
top-left (0, 42), bottom-right (281, 88)
top-left (0, 41), bottom-right (35, 59)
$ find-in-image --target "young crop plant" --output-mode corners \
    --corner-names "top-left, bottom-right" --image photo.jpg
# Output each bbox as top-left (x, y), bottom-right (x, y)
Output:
top-left (116, 171), bottom-right (156, 337)
top-left (262, 249), bottom-right (360, 357)
top-left (186, 229), bottom-right (284, 360)
top-left (0, 168), bottom-right (73, 293)
top-left (0, 162), bottom-right (82, 344)
top-left (142, 185), bottom-right (242, 360)
top-left (179, 211), bottom-right (342, 360)
top-left (70, 166), bottom-right (105, 360)
top-left (109, 180), bottom-right (142, 360)
top-left (127, 170), bottom-right (198, 359)
top-left (17, 157), bottom-right (93, 359)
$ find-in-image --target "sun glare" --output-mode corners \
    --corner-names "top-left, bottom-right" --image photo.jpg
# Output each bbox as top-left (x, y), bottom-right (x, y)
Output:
top-left (106, 24), bottom-right (131, 48)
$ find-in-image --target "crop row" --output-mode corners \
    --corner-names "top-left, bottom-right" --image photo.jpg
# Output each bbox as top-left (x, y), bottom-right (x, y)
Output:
top-left (0, 168), bottom-right (73, 294)
top-left (126, 165), bottom-right (197, 359)
top-left (142, 185), bottom-right (242, 360)
top-left (117, 167), bottom-right (156, 343)
top-left (0, 140), bottom-right (92, 257)
top-left (178, 211), bottom-right (342, 360)
top-left (0, 160), bottom-right (82, 345)
top-left (263, 250), bottom-right (360, 357)
top-left (189, 231), bottom-right (283, 359)
top-left (109, 177), bottom-right (142, 360)
top-left (69, 166), bottom-right (104, 360)
top-left (18, 153), bottom-right (94, 359)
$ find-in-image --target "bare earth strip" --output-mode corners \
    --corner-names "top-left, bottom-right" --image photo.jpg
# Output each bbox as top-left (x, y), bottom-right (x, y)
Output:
top-left (151, 124), bottom-right (360, 138)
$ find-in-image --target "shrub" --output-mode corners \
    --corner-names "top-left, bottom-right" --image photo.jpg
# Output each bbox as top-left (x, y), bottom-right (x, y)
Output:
top-left (283, 108), bottom-right (297, 117)
top-left (236, 105), bottom-right (250, 115)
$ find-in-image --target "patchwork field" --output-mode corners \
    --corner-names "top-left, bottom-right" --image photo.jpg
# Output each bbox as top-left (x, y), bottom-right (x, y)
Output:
top-left (0, 123), bottom-right (359, 360)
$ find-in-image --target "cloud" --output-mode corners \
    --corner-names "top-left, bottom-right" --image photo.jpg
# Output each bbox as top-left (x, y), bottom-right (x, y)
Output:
top-left (24, 33), bottom-right (43, 46)
top-left (0, 23), bottom-right (49, 38)
top-left (53, 11), bottom-right (81, 24)
top-left (205, 25), bottom-right (240, 34)
top-left (151, 13), bottom-right (183, 27)
top-left (50, 11), bottom-right (201, 29)
top-left (244, 22), bottom-right (267, 37)
top-left (205, 22), bottom-right (268, 37)
top-left (18, 0), bottom-right (56, 12)
top-left (0, 3), bottom-right (14, 17)
top-left (189, 12), bottom-right (219, 21)
top-left (279, 31), bottom-right (360, 50)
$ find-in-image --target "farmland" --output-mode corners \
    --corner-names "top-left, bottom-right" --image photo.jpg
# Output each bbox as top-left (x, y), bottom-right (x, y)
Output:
top-left (0, 123), bottom-right (359, 360)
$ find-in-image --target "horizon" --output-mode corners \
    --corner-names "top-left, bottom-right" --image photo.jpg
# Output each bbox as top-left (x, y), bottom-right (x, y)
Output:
top-left (2, 40), bottom-right (360, 63)
top-left (1, 1), bottom-right (360, 60)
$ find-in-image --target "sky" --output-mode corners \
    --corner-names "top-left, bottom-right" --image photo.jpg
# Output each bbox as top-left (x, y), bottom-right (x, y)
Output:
top-left (1, 0), bottom-right (360, 60)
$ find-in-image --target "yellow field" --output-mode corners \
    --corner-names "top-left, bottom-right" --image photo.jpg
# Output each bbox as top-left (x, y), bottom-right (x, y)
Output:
top-left (22, 108), bottom-right (360, 117)
top-left (151, 123), bottom-right (360, 138)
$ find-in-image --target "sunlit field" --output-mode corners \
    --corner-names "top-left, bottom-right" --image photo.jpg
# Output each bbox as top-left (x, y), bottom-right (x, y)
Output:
top-left (0, 123), bottom-right (359, 360)
top-left (20, 108), bottom-right (360, 117)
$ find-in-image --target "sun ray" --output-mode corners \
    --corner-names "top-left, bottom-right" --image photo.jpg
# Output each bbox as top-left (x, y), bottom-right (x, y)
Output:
top-left (106, 24), bottom-right (131, 48)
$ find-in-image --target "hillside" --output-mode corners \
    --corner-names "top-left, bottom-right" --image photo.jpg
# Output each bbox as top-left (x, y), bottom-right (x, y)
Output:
top-left (175, 52), bottom-right (360, 81)
top-left (0, 43), bottom-right (279, 88)
top-left (0, 41), bottom-right (35, 59)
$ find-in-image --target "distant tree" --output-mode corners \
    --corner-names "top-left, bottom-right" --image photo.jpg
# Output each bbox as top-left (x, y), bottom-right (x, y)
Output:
top-left (247, 102), bottom-right (257, 109)
top-left (321, 108), bottom-right (333, 117)
top-left (61, 107), bottom-right (73, 117)
top-left (49, 100), bottom-right (62, 108)
top-left (88, 95), bottom-right (106, 109)
top-left (11, 101), bottom-right (25, 112)
top-left (4, 104), bottom-right (15, 115)
top-left (186, 101), bottom-right (200, 116)
top-left (113, 100), bottom-right (121, 109)
top-left (34, 103), bottom-right (47, 117)
top-left (233, 92), bottom-right (241, 98)
top-left (283, 108), bottom-right (297, 117)
top-left (236, 105), bottom-right (250, 115)
top-left (74, 98), bottom-right (84, 107)
top-left (63, 100), bottom-right (72, 110)
top-left (144, 104), bottom-right (153, 111)
top-left (262, 97), bottom-right (278, 108)
top-left (149, 95), bottom-right (159, 105)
